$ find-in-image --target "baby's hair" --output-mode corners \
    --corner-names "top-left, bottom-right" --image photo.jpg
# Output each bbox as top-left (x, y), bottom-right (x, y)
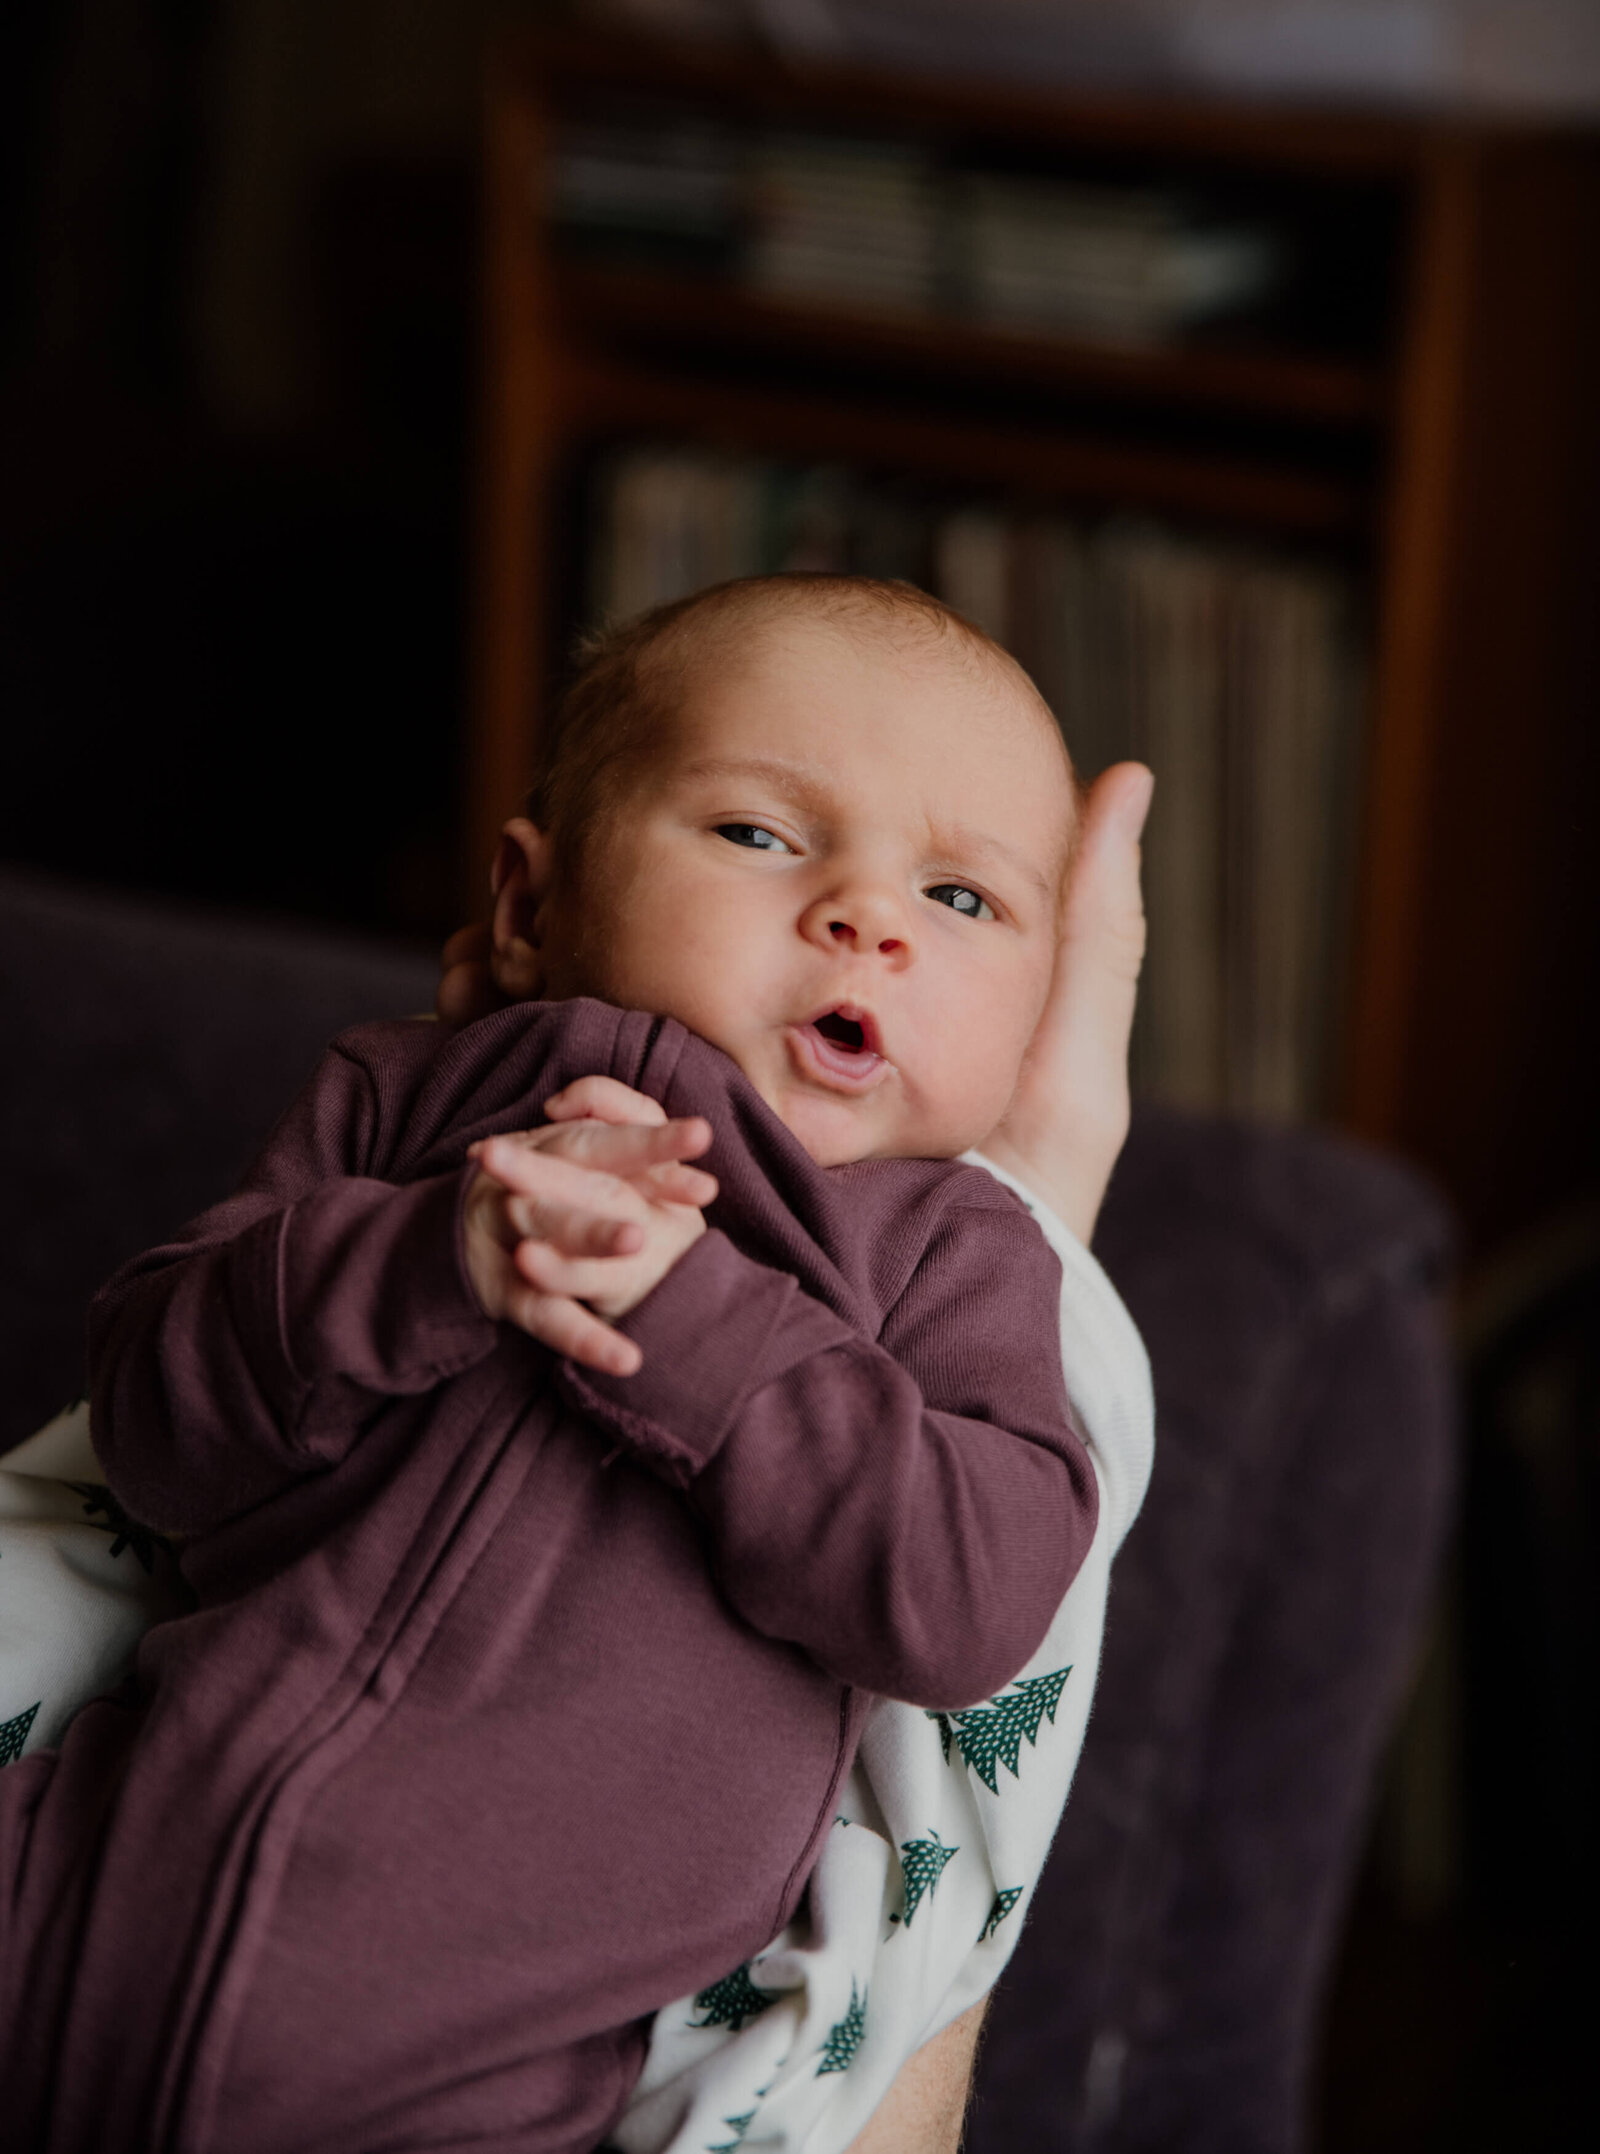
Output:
top-left (528, 572), bottom-right (1071, 876)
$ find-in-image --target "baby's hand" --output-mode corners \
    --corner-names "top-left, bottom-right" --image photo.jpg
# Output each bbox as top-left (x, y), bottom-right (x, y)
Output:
top-left (462, 1104), bottom-right (715, 1377)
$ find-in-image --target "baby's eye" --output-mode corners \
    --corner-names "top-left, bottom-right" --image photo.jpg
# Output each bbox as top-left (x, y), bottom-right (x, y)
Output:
top-left (715, 823), bottom-right (792, 854)
top-left (927, 883), bottom-right (995, 921)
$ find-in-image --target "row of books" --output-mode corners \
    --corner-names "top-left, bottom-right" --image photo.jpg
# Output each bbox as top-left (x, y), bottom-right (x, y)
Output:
top-left (588, 448), bottom-right (1364, 1121)
top-left (551, 119), bottom-right (1282, 345)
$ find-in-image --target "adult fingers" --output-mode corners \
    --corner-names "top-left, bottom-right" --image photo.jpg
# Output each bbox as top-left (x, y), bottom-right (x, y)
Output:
top-left (437, 961), bottom-right (495, 1028)
top-left (442, 921), bottom-right (492, 971)
top-left (501, 1282), bottom-right (642, 1377)
top-left (436, 923), bottom-right (499, 1026)
top-left (983, 762), bottom-right (1150, 1243)
top-left (543, 1076), bottom-right (669, 1126)
top-left (1037, 760), bottom-right (1152, 1126)
top-left (1063, 760), bottom-right (1152, 995)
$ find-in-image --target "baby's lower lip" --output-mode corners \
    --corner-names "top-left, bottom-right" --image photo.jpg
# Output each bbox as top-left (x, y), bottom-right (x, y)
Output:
top-left (785, 1022), bottom-right (892, 1094)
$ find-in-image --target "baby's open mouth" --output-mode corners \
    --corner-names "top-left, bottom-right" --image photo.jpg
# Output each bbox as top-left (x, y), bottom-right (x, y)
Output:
top-left (813, 1011), bottom-right (867, 1053)
top-left (787, 1006), bottom-right (891, 1094)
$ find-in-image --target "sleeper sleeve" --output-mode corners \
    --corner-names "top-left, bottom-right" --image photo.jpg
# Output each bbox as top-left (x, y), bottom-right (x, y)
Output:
top-left (560, 1201), bottom-right (1096, 1710)
top-left (89, 1038), bottom-right (497, 1537)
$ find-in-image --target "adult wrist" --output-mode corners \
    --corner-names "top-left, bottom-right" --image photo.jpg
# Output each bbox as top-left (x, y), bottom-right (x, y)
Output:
top-left (988, 1085), bottom-right (1130, 1239)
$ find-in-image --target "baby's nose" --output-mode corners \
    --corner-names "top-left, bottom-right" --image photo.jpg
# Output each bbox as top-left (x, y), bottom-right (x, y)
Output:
top-left (829, 917), bottom-right (905, 956)
top-left (802, 881), bottom-right (913, 962)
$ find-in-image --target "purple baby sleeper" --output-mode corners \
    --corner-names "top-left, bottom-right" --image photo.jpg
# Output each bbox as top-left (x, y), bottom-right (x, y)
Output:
top-left (0, 998), bottom-right (1093, 2153)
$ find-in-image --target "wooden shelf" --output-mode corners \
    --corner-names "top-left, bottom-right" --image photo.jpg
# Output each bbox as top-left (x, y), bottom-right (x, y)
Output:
top-left (478, 30), bottom-right (1600, 1249)
top-left (519, 25), bottom-right (1484, 177)
top-left (560, 353), bottom-right (1369, 537)
top-left (555, 262), bottom-right (1388, 428)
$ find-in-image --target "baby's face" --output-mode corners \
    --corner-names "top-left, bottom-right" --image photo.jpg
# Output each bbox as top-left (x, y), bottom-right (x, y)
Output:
top-left (540, 616), bottom-right (1073, 1167)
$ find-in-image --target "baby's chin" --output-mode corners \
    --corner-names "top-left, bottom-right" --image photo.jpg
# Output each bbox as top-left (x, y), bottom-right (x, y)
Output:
top-left (759, 1084), bottom-right (976, 1171)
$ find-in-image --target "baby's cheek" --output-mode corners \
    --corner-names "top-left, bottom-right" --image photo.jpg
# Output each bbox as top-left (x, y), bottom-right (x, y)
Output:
top-left (967, 982), bottom-right (1038, 1080)
top-left (949, 996), bottom-right (1042, 1136)
top-left (909, 1060), bottom-right (1015, 1160)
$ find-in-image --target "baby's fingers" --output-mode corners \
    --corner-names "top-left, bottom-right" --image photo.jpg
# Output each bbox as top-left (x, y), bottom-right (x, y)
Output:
top-left (638, 1161), bottom-right (719, 1207)
top-left (532, 1117), bottom-right (713, 1178)
top-left (472, 1136), bottom-right (634, 1209)
top-left (475, 1120), bottom-right (711, 1185)
top-left (504, 1199), bottom-right (645, 1260)
top-left (503, 1282), bottom-right (641, 1378)
top-left (514, 1240), bottom-right (647, 1304)
top-left (543, 1076), bottom-right (668, 1127)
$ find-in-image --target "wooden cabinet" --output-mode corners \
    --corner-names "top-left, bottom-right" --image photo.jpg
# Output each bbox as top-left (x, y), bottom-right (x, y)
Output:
top-left (473, 25), bottom-right (1600, 1250)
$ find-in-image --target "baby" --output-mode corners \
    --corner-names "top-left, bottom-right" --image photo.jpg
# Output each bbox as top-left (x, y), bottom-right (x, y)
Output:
top-left (2, 576), bottom-right (1105, 2154)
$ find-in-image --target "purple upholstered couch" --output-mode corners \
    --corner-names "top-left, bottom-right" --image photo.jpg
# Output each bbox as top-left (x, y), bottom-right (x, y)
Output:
top-left (0, 868), bottom-right (1455, 2154)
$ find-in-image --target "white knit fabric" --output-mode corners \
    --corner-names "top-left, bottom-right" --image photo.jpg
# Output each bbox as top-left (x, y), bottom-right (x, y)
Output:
top-left (0, 1400), bottom-right (180, 1762)
top-left (613, 1162), bottom-right (1154, 2154)
top-left (0, 1169), bottom-right (1152, 2154)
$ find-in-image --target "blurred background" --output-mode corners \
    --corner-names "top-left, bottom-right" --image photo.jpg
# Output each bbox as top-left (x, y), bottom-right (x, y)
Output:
top-left (2, 2), bottom-right (1597, 2147)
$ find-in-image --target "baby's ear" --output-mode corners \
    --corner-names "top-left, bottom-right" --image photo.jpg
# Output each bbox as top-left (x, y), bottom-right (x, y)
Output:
top-left (490, 818), bottom-right (553, 1001)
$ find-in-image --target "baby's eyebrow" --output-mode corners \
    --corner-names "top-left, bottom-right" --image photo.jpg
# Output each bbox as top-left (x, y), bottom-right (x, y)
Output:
top-left (676, 755), bottom-right (832, 809)
top-left (931, 821), bottom-right (1057, 903)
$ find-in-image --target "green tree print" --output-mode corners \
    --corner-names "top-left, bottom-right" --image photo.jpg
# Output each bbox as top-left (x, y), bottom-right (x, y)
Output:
top-left (816, 1981), bottom-right (868, 2075)
top-left (690, 1964), bottom-right (778, 2033)
top-left (65, 1482), bottom-right (167, 1572)
top-left (0, 1701), bottom-right (40, 1765)
top-left (942, 1667), bottom-right (1071, 1793)
top-left (899, 1829), bottom-right (959, 1927)
top-left (978, 1887), bottom-right (1024, 1942)
top-left (707, 2109), bottom-right (756, 2152)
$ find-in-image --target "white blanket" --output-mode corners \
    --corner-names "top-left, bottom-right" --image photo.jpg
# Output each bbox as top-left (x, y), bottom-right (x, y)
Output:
top-left (0, 1165), bottom-right (1152, 2154)
top-left (612, 1163), bottom-right (1154, 2154)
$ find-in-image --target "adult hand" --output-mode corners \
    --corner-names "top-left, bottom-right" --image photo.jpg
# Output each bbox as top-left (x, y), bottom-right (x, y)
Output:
top-left (980, 761), bottom-right (1152, 1245)
top-left (436, 920), bottom-right (499, 1027)
top-left (436, 819), bottom-right (550, 1026)
top-left (842, 1998), bottom-right (988, 2154)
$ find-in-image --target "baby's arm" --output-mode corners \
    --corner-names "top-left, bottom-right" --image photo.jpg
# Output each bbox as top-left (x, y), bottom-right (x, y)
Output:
top-left (89, 1046), bottom-right (712, 1540)
top-left (563, 1190), bottom-right (1097, 1710)
top-left (89, 1037), bottom-right (495, 1536)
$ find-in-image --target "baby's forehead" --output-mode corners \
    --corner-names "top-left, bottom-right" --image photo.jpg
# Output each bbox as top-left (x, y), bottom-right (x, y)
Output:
top-left (682, 600), bottom-right (1061, 746)
top-left (675, 603), bottom-right (1073, 813)
top-left (689, 594), bottom-right (1002, 684)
